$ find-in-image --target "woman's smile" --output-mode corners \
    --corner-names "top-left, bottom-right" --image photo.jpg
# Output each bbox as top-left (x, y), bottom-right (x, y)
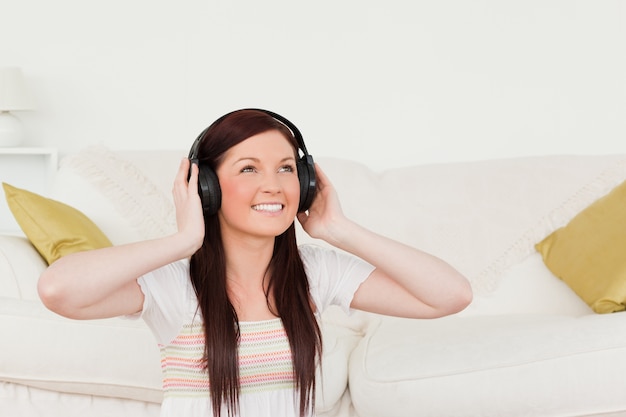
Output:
top-left (252, 203), bottom-right (284, 213)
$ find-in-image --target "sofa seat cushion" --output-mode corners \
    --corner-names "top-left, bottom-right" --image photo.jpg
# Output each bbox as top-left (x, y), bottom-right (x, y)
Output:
top-left (0, 297), bottom-right (164, 403)
top-left (350, 313), bottom-right (626, 417)
top-left (0, 294), bottom-right (360, 410)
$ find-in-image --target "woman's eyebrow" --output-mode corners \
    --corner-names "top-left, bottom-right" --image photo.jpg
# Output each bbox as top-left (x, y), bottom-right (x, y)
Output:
top-left (233, 156), bottom-right (296, 164)
top-left (234, 157), bottom-right (260, 164)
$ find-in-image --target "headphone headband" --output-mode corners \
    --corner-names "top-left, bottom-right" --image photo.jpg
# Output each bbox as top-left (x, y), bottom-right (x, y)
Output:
top-left (188, 108), bottom-right (309, 161)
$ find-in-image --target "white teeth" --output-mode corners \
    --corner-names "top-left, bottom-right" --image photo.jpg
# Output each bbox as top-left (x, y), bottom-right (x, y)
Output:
top-left (252, 204), bottom-right (283, 212)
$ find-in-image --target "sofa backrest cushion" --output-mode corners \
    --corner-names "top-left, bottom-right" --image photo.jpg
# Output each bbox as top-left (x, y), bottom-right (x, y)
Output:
top-left (50, 147), bottom-right (626, 310)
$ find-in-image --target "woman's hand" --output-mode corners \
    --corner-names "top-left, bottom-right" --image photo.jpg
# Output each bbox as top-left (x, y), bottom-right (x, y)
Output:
top-left (297, 164), bottom-right (350, 245)
top-left (172, 158), bottom-right (205, 254)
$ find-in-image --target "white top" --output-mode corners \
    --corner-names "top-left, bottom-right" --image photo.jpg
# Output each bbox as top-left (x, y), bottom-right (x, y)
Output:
top-left (137, 244), bottom-right (375, 417)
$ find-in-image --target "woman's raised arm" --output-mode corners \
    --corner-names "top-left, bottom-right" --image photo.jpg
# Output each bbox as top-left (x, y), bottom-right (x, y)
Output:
top-left (38, 159), bottom-right (205, 320)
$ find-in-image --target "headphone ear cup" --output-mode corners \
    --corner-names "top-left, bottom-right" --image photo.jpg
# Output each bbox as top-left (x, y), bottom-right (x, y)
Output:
top-left (197, 164), bottom-right (221, 217)
top-left (297, 155), bottom-right (317, 212)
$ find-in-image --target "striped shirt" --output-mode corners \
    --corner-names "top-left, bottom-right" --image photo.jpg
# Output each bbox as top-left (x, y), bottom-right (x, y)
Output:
top-left (160, 318), bottom-right (294, 398)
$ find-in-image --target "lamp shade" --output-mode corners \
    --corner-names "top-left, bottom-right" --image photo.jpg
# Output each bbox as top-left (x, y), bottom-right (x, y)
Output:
top-left (0, 67), bottom-right (33, 111)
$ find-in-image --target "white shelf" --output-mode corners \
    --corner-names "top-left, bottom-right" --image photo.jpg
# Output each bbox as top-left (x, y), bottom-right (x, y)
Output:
top-left (0, 147), bottom-right (58, 233)
top-left (0, 147), bottom-right (58, 155)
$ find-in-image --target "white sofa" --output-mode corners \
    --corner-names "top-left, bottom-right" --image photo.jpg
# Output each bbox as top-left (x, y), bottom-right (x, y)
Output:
top-left (2, 146), bottom-right (626, 417)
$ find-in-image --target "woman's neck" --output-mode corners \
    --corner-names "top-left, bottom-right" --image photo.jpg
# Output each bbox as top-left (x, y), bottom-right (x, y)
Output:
top-left (221, 233), bottom-right (279, 321)
top-left (222, 233), bottom-right (274, 283)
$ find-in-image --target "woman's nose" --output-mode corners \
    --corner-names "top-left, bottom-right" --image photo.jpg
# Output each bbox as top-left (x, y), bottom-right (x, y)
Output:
top-left (260, 173), bottom-right (281, 193)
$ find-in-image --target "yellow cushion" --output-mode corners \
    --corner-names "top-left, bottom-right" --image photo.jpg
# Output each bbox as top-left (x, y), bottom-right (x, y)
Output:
top-left (535, 179), bottom-right (626, 314)
top-left (2, 183), bottom-right (112, 265)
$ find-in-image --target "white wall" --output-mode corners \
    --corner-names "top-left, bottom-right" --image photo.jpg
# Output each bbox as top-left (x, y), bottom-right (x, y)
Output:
top-left (2, 0), bottom-right (625, 170)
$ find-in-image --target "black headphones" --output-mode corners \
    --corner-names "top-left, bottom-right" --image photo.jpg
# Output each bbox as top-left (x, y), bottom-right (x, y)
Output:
top-left (188, 108), bottom-right (316, 217)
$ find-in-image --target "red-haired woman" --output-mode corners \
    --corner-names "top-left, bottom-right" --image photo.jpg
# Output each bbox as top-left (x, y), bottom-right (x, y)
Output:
top-left (38, 109), bottom-right (472, 417)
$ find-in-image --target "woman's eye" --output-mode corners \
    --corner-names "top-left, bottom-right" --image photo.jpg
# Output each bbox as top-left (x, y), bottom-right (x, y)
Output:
top-left (279, 165), bottom-right (295, 173)
top-left (241, 166), bottom-right (255, 173)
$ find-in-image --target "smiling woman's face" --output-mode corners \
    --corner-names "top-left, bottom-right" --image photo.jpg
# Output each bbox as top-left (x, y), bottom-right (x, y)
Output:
top-left (215, 129), bottom-right (300, 241)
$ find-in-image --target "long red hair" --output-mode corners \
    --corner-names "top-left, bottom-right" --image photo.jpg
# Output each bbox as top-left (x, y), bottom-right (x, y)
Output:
top-left (189, 109), bottom-right (322, 417)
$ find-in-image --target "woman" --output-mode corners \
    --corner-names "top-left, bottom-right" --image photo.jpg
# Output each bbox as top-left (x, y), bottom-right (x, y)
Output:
top-left (38, 109), bottom-right (472, 417)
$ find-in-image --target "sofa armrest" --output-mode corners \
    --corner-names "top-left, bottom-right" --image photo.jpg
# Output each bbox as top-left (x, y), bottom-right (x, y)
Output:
top-left (0, 234), bottom-right (46, 301)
